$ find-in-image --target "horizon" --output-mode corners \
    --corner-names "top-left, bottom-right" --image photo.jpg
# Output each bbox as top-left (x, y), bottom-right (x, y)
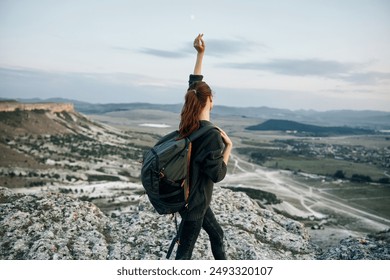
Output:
top-left (2, 96), bottom-right (390, 113)
top-left (0, 0), bottom-right (389, 111)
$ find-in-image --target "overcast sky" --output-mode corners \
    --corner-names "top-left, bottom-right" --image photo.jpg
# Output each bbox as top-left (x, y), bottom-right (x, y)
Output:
top-left (0, 0), bottom-right (389, 111)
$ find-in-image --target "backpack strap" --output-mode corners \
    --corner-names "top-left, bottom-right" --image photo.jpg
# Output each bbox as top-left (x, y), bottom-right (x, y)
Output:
top-left (187, 125), bottom-right (217, 142)
top-left (166, 211), bottom-right (187, 259)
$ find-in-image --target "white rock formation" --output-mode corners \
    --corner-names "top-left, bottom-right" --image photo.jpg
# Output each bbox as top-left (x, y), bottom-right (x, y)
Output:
top-left (0, 186), bottom-right (315, 260)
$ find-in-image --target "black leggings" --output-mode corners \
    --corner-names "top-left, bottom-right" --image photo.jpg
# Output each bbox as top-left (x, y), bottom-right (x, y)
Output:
top-left (175, 207), bottom-right (226, 260)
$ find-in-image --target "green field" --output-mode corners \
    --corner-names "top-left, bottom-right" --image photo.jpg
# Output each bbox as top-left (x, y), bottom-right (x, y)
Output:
top-left (264, 157), bottom-right (386, 181)
top-left (235, 134), bottom-right (389, 183)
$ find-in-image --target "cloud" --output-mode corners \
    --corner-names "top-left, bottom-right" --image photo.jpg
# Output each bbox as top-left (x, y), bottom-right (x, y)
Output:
top-left (112, 45), bottom-right (189, 59)
top-left (138, 48), bottom-right (189, 59)
top-left (111, 46), bottom-right (133, 52)
top-left (220, 58), bottom-right (355, 76)
top-left (203, 38), bottom-right (263, 57)
top-left (137, 37), bottom-right (264, 59)
top-left (341, 71), bottom-right (390, 84)
top-left (219, 58), bottom-right (390, 85)
top-left (0, 67), bottom-right (184, 104)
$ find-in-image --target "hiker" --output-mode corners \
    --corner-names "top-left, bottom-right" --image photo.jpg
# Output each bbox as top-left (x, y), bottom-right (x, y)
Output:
top-left (176, 34), bottom-right (233, 260)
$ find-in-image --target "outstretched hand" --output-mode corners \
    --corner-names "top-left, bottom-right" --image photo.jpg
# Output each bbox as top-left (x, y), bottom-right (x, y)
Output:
top-left (193, 33), bottom-right (205, 53)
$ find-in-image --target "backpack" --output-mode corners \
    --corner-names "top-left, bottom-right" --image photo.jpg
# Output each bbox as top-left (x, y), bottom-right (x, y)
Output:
top-left (140, 125), bottom-right (215, 258)
top-left (141, 124), bottom-right (215, 215)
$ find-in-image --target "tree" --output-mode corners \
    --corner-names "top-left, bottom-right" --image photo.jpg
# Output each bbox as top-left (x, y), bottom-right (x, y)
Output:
top-left (334, 170), bottom-right (345, 179)
top-left (351, 174), bottom-right (372, 183)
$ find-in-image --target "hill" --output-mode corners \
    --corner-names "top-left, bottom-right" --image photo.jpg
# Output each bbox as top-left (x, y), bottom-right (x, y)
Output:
top-left (8, 97), bottom-right (390, 130)
top-left (0, 103), bottom-right (319, 259)
top-left (246, 119), bottom-right (375, 136)
top-left (0, 102), bottom-right (314, 259)
top-left (0, 102), bottom-right (155, 188)
top-left (1, 102), bottom-right (388, 260)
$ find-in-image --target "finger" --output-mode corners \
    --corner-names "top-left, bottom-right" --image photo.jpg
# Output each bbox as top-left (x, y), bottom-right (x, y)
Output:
top-left (194, 34), bottom-right (203, 45)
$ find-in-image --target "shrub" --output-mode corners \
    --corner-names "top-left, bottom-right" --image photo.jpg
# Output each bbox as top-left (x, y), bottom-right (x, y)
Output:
top-left (378, 177), bottom-right (390, 184)
top-left (334, 170), bottom-right (346, 179)
top-left (351, 174), bottom-right (372, 183)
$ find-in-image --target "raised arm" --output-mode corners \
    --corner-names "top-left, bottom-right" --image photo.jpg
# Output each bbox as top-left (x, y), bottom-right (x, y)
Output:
top-left (193, 34), bottom-right (205, 75)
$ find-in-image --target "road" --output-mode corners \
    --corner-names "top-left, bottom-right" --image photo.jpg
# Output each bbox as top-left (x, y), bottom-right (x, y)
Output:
top-left (223, 153), bottom-right (390, 233)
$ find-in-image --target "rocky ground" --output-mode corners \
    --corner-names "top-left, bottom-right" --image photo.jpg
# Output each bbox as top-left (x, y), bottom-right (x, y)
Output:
top-left (1, 107), bottom-right (389, 260)
top-left (1, 185), bottom-right (316, 260)
top-left (316, 229), bottom-right (390, 260)
top-left (2, 185), bottom-right (389, 260)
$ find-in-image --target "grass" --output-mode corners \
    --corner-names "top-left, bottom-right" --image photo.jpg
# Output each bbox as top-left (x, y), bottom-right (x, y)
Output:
top-left (299, 177), bottom-right (390, 220)
top-left (264, 157), bottom-right (386, 181)
top-left (236, 134), bottom-right (389, 183)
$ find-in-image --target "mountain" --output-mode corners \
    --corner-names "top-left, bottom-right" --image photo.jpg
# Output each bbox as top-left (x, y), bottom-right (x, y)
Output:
top-left (246, 119), bottom-right (375, 136)
top-left (7, 97), bottom-right (183, 115)
top-left (0, 101), bottom-right (151, 188)
top-left (1, 102), bottom-right (388, 260)
top-left (0, 102), bottom-right (316, 259)
top-left (8, 98), bottom-right (390, 130)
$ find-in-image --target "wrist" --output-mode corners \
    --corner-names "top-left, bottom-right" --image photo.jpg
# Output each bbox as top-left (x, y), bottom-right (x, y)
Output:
top-left (224, 144), bottom-right (233, 150)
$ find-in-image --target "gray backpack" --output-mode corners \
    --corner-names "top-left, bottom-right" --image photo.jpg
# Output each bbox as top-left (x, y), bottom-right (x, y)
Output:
top-left (141, 125), bottom-right (215, 215)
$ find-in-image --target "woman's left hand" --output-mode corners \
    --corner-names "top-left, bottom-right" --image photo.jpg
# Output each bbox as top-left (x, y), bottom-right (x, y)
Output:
top-left (219, 128), bottom-right (233, 147)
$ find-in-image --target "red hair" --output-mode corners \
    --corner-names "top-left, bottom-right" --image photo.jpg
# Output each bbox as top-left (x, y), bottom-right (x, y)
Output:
top-left (179, 81), bottom-right (213, 138)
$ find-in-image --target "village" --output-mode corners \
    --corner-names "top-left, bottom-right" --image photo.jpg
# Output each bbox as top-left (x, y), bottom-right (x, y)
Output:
top-left (278, 137), bottom-right (390, 169)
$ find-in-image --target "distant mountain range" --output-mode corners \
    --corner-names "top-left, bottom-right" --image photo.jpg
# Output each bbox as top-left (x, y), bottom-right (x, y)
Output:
top-left (3, 97), bottom-right (390, 130)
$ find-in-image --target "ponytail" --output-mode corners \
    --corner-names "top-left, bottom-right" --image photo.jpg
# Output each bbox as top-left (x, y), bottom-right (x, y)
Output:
top-left (179, 81), bottom-right (212, 138)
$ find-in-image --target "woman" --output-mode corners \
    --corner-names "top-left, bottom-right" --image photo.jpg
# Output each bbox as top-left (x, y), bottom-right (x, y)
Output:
top-left (175, 34), bottom-right (233, 260)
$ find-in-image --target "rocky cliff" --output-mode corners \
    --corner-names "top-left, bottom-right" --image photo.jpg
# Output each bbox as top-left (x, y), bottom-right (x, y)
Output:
top-left (1, 103), bottom-right (388, 260)
top-left (2, 184), bottom-right (389, 260)
top-left (0, 101), bottom-right (74, 113)
top-left (0, 185), bottom-right (316, 260)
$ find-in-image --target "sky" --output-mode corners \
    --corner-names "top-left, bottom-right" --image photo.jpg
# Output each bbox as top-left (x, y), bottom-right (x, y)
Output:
top-left (0, 0), bottom-right (389, 111)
